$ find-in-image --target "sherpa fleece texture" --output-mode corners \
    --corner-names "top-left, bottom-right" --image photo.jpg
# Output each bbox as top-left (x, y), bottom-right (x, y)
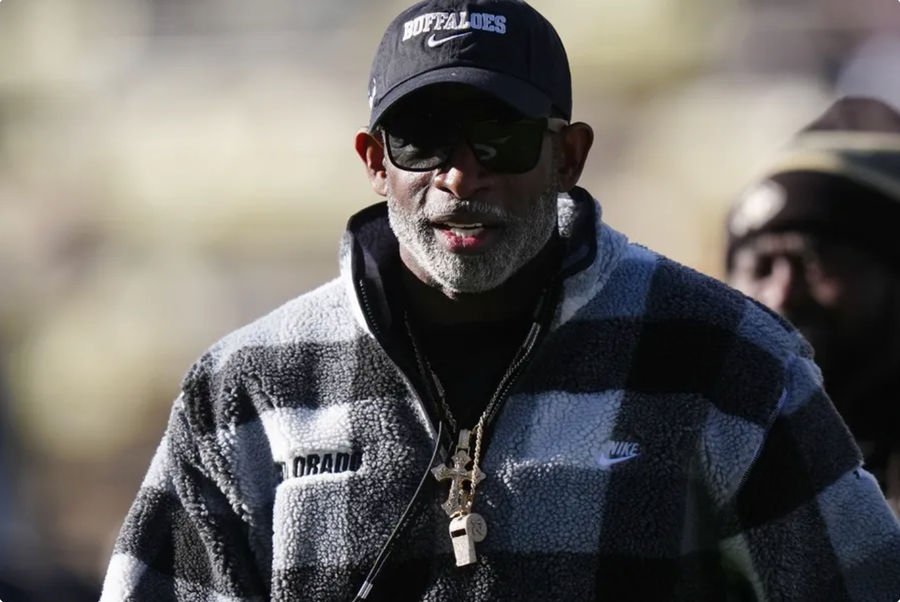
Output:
top-left (101, 188), bottom-right (900, 601)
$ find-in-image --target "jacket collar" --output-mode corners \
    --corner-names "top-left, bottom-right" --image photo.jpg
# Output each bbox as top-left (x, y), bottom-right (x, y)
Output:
top-left (339, 186), bottom-right (626, 338)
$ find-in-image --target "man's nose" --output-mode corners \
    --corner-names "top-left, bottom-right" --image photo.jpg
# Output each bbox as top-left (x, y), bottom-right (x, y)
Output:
top-left (761, 256), bottom-right (811, 316)
top-left (433, 141), bottom-right (492, 199)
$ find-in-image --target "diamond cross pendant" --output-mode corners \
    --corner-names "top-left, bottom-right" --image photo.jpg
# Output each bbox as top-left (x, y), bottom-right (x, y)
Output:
top-left (432, 429), bottom-right (485, 517)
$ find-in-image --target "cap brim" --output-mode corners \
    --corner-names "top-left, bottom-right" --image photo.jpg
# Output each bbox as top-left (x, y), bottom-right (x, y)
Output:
top-left (369, 66), bottom-right (554, 128)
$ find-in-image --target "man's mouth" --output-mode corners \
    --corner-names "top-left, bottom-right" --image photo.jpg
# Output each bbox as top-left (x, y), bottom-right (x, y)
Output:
top-left (429, 219), bottom-right (501, 252)
top-left (434, 222), bottom-right (489, 237)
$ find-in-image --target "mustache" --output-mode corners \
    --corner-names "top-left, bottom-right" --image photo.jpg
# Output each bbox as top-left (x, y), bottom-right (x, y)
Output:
top-left (421, 199), bottom-right (512, 221)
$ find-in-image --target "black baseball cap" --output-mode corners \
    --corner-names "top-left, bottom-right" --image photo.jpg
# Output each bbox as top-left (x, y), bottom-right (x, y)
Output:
top-left (367, 0), bottom-right (572, 129)
top-left (726, 97), bottom-right (900, 272)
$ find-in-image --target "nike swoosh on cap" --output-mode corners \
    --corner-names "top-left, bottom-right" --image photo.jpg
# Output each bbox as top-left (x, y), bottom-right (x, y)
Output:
top-left (597, 453), bottom-right (639, 468)
top-left (426, 32), bottom-right (472, 48)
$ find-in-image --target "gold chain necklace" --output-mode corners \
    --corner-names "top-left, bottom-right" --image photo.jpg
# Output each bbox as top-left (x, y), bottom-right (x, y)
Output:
top-left (430, 428), bottom-right (488, 566)
top-left (405, 311), bottom-right (544, 567)
top-left (404, 315), bottom-right (492, 566)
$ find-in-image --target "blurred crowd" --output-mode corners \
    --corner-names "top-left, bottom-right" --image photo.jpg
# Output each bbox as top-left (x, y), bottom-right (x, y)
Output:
top-left (726, 96), bottom-right (900, 514)
top-left (1, 0), bottom-right (899, 596)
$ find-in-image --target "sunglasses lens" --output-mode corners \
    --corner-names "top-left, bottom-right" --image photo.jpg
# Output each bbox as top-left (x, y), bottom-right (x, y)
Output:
top-left (383, 114), bottom-right (548, 173)
top-left (467, 119), bottom-right (545, 173)
top-left (386, 129), bottom-right (452, 171)
top-left (383, 111), bottom-right (456, 171)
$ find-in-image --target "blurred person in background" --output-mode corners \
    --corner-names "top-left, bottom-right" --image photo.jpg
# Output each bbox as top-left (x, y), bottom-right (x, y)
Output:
top-left (727, 96), bottom-right (900, 515)
top-left (101, 2), bottom-right (900, 601)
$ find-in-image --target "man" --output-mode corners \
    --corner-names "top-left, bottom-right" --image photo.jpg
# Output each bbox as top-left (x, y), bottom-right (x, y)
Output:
top-left (727, 96), bottom-right (900, 515)
top-left (102, 3), bottom-right (900, 600)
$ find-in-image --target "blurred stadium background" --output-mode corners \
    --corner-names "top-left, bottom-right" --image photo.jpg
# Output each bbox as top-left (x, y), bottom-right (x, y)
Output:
top-left (0, 0), bottom-right (898, 595)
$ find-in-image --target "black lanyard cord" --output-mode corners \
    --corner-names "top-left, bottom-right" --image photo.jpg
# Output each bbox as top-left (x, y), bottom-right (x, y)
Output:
top-left (353, 420), bottom-right (446, 601)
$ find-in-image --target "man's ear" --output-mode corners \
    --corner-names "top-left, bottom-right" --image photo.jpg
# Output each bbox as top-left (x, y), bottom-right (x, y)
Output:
top-left (355, 128), bottom-right (388, 197)
top-left (555, 122), bottom-right (594, 193)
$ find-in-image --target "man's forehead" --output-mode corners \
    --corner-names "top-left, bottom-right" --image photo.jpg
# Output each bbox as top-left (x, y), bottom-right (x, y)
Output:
top-left (738, 232), bottom-right (816, 256)
top-left (737, 231), bottom-right (864, 262)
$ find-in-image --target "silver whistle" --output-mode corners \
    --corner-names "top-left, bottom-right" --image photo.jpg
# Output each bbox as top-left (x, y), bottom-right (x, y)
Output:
top-left (449, 512), bottom-right (487, 567)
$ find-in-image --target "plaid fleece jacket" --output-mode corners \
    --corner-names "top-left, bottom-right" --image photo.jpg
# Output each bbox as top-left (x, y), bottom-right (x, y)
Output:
top-left (102, 188), bottom-right (900, 601)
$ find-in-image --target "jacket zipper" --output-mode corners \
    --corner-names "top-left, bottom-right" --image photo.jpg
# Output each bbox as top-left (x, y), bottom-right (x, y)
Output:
top-left (353, 277), bottom-right (452, 600)
top-left (357, 278), bottom-right (446, 445)
top-left (483, 321), bottom-right (542, 429)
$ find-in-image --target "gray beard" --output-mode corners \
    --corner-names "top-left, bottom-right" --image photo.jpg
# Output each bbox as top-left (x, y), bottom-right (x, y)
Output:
top-left (386, 177), bottom-right (560, 294)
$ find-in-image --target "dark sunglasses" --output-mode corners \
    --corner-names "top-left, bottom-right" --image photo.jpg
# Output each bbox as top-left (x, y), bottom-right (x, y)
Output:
top-left (381, 115), bottom-right (568, 174)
